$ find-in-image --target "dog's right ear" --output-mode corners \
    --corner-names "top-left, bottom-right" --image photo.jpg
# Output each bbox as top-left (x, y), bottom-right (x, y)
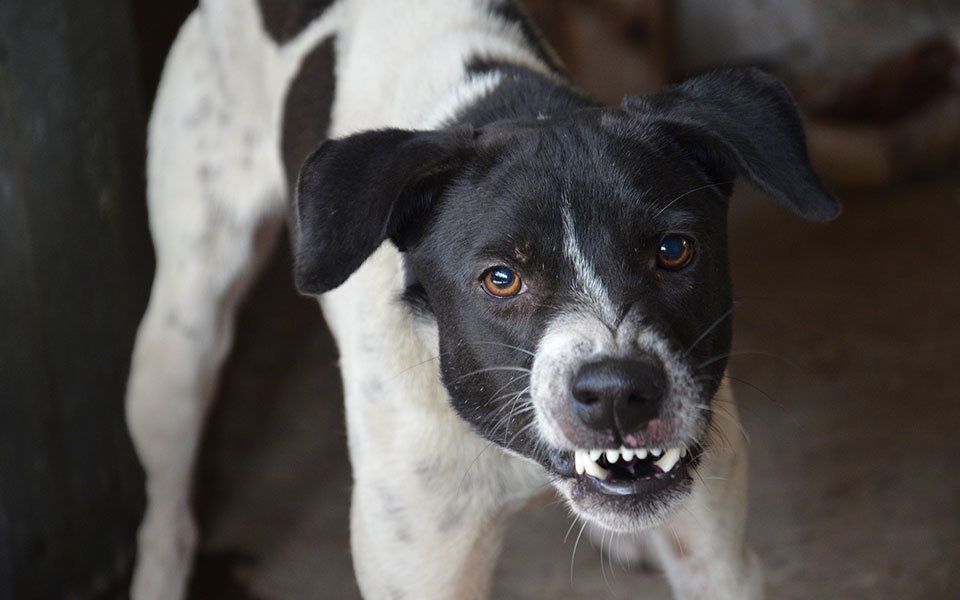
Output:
top-left (294, 127), bottom-right (475, 295)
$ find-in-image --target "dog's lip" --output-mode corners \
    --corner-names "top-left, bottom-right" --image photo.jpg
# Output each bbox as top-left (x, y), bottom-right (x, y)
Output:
top-left (578, 466), bottom-right (684, 496)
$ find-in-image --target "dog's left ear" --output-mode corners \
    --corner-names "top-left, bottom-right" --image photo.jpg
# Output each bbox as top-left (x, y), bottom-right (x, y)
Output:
top-left (623, 68), bottom-right (840, 222)
top-left (294, 127), bottom-right (474, 295)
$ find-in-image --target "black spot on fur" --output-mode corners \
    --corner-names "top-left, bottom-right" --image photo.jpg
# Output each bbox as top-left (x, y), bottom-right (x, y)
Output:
top-left (281, 36), bottom-right (335, 199)
top-left (257, 0), bottom-right (334, 44)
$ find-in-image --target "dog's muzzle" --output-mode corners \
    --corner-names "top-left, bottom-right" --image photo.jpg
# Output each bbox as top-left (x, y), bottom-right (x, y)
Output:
top-left (530, 316), bottom-right (706, 529)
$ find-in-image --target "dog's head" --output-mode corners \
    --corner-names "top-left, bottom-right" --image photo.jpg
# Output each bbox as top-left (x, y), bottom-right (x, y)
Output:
top-left (295, 70), bottom-right (838, 531)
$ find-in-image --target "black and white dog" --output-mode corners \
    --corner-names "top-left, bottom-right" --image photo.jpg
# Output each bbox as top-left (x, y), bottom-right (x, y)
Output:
top-left (126, 0), bottom-right (838, 598)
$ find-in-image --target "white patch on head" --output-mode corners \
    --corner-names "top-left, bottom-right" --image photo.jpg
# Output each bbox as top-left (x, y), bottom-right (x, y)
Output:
top-left (531, 312), bottom-right (615, 448)
top-left (560, 203), bottom-right (617, 324)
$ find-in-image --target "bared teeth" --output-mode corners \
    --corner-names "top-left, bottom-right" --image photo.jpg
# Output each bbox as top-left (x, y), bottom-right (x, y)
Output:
top-left (573, 445), bottom-right (688, 480)
top-left (574, 449), bottom-right (608, 480)
top-left (653, 448), bottom-right (682, 473)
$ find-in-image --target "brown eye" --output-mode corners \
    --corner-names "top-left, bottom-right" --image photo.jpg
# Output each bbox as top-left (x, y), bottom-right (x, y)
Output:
top-left (657, 235), bottom-right (694, 269)
top-left (481, 266), bottom-right (522, 297)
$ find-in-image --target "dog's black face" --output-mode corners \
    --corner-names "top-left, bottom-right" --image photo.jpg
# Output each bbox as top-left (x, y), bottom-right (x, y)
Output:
top-left (295, 70), bottom-right (838, 530)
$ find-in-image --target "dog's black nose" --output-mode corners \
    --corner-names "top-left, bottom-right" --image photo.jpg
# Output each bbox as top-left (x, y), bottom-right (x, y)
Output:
top-left (571, 358), bottom-right (666, 434)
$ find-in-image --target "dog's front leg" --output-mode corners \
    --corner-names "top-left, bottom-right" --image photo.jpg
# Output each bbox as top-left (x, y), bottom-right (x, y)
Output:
top-left (650, 390), bottom-right (764, 600)
top-left (347, 411), bottom-right (544, 600)
top-left (329, 319), bottom-right (545, 600)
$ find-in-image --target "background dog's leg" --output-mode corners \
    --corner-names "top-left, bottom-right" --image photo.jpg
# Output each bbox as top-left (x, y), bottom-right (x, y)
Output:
top-left (649, 386), bottom-right (764, 600)
top-left (126, 12), bottom-right (286, 599)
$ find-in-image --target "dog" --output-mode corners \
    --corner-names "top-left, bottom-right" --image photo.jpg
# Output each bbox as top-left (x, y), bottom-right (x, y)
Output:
top-left (126, 1), bottom-right (839, 598)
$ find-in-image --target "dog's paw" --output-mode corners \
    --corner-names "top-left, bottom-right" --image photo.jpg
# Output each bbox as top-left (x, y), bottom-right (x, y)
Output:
top-left (130, 504), bottom-right (198, 600)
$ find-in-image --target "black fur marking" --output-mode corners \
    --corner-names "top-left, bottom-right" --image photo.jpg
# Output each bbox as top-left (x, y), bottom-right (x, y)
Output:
top-left (295, 128), bottom-right (475, 294)
top-left (281, 36), bottom-right (335, 196)
top-left (257, 0), bottom-right (333, 44)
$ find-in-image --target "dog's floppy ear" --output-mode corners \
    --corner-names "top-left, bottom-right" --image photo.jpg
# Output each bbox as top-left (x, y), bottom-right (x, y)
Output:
top-left (294, 127), bottom-right (474, 295)
top-left (623, 68), bottom-right (840, 222)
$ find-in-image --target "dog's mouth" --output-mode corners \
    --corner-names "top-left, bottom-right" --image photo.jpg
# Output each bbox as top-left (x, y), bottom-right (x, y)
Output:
top-left (570, 444), bottom-right (695, 495)
top-left (573, 445), bottom-right (689, 493)
top-left (541, 441), bottom-right (700, 527)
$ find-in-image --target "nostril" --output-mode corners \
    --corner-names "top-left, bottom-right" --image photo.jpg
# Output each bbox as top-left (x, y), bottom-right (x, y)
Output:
top-left (572, 387), bottom-right (600, 406)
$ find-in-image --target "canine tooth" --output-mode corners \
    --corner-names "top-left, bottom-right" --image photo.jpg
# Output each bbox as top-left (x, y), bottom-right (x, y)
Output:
top-left (575, 451), bottom-right (585, 475)
top-left (654, 448), bottom-right (682, 473)
top-left (680, 447), bottom-right (687, 458)
top-left (650, 448), bottom-right (662, 457)
top-left (582, 455), bottom-right (610, 481)
top-left (636, 448), bottom-right (648, 460)
top-left (605, 449), bottom-right (619, 463)
top-left (621, 446), bottom-right (635, 461)
top-left (589, 449), bottom-right (603, 462)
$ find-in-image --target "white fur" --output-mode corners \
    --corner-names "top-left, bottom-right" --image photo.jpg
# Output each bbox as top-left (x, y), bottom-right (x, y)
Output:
top-left (560, 202), bottom-right (618, 323)
top-left (127, 1), bottom-right (759, 598)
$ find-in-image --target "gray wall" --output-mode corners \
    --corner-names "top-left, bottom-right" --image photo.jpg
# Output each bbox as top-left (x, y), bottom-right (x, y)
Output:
top-left (0, 0), bottom-right (154, 597)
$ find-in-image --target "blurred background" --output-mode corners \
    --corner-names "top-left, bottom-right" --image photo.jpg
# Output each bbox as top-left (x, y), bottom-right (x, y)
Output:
top-left (1, 1), bottom-right (958, 598)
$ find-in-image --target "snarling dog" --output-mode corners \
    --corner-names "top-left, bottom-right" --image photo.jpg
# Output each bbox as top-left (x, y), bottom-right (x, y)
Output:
top-left (126, 0), bottom-right (839, 598)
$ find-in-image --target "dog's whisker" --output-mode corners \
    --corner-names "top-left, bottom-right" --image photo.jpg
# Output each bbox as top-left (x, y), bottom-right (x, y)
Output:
top-left (652, 180), bottom-right (735, 218)
top-left (695, 349), bottom-right (796, 371)
top-left (570, 520), bottom-right (589, 585)
top-left (484, 387), bottom-right (531, 429)
top-left (455, 441), bottom-right (496, 498)
top-left (722, 374), bottom-right (782, 408)
top-left (684, 303), bottom-right (740, 355)
top-left (712, 404), bottom-right (752, 445)
top-left (599, 528), bottom-right (611, 589)
top-left (487, 401), bottom-right (534, 440)
top-left (389, 354), bottom-right (443, 380)
top-left (563, 516), bottom-right (581, 544)
top-left (451, 365), bottom-right (532, 383)
top-left (464, 340), bottom-right (536, 357)
top-left (668, 524), bottom-right (685, 560)
top-left (504, 419), bottom-right (538, 449)
top-left (485, 374), bottom-right (530, 406)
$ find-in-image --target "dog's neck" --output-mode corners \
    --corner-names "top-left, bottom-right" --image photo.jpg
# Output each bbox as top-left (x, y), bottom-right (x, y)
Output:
top-left (450, 60), bottom-right (596, 128)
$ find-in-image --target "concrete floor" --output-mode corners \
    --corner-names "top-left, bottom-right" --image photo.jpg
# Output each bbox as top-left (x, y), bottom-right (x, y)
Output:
top-left (188, 171), bottom-right (960, 599)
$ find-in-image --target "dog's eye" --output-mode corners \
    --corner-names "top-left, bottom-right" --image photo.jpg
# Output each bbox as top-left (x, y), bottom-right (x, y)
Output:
top-left (657, 235), bottom-right (694, 270)
top-left (481, 266), bottom-right (523, 298)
